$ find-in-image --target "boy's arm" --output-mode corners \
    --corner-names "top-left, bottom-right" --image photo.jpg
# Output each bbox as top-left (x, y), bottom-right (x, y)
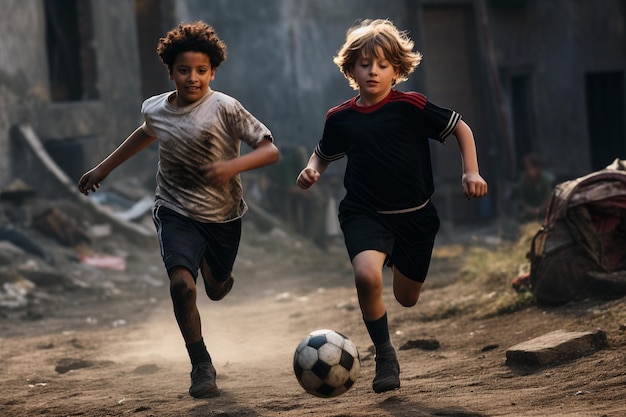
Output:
top-left (78, 127), bottom-right (157, 195)
top-left (296, 152), bottom-right (330, 190)
top-left (453, 120), bottom-right (488, 199)
top-left (201, 137), bottom-right (279, 186)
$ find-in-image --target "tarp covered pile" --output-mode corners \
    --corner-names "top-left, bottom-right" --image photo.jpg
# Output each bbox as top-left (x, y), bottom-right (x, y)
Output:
top-left (530, 159), bottom-right (626, 304)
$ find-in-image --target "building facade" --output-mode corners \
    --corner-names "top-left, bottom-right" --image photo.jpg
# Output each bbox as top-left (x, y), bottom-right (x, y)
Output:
top-left (0, 0), bottom-right (624, 223)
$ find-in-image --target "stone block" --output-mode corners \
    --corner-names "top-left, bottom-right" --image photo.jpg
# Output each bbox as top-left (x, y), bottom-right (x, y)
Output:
top-left (505, 329), bottom-right (608, 366)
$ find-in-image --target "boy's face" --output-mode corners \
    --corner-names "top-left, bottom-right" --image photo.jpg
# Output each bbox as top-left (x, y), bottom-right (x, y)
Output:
top-left (169, 51), bottom-right (216, 107)
top-left (353, 47), bottom-right (399, 103)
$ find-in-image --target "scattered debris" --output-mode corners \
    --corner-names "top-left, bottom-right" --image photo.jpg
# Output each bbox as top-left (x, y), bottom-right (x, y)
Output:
top-left (399, 338), bottom-right (441, 351)
top-left (133, 364), bottom-right (160, 375)
top-left (511, 272), bottom-right (530, 292)
top-left (275, 292), bottom-right (291, 302)
top-left (0, 153), bottom-right (161, 314)
top-left (32, 207), bottom-right (91, 247)
top-left (481, 344), bottom-right (500, 352)
top-left (0, 277), bottom-right (35, 308)
top-left (0, 225), bottom-right (49, 260)
top-left (134, 406), bottom-right (151, 412)
top-left (55, 358), bottom-right (94, 374)
top-left (79, 254), bottom-right (127, 271)
top-left (335, 301), bottom-right (357, 311)
top-left (114, 195), bottom-right (154, 221)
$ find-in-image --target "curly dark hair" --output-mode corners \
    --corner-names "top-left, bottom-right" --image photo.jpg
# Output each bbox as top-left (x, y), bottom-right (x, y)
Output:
top-left (157, 21), bottom-right (227, 73)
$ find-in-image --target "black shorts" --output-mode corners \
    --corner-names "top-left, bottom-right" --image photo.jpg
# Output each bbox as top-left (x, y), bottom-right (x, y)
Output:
top-left (152, 205), bottom-right (241, 282)
top-left (338, 201), bottom-right (440, 282)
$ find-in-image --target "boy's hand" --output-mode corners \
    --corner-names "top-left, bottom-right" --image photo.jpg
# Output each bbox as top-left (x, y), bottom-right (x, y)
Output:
top-left (296, 167), bottom-right (320, 190)
top-left (200, 160), bottom-right (235, 186)
top-left (78, 168), bottom-right (105, 195)
top-left (462, 172), bottom-right (488, 200)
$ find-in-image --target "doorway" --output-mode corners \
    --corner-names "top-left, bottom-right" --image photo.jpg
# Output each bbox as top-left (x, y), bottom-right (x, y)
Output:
top-left (586, 72), bottom-right (626, 170)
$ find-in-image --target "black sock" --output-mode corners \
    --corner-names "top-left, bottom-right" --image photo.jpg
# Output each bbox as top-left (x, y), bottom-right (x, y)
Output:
top-left (364, 312), bottom-right (396, 358)
top-left (186, 338), bottom-right (212, 367)
top-left (375, 339), bottom-right (396, 359)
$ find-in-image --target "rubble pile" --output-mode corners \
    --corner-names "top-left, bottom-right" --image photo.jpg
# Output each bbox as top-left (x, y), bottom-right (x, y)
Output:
top-left (0, 179), bottom-right (164, 329)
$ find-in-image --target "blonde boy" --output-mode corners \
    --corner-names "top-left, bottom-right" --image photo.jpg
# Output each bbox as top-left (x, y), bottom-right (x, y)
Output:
top-left (297, 19), bottom-right (487, 393)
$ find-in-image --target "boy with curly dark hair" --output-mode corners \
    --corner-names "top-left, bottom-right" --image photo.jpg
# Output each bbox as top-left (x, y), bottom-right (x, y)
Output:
top-left (78, 21), bottom-right (279, 398)
top-left (297, 19), bottom-right (487, 393)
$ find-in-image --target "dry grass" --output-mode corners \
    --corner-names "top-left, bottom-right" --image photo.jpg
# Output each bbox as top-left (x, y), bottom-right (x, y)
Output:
top-left (461, 222), bottom-right (542, 318)
top-left (427, 222), bottom-right (543, 320)
top-left (460, 222), bottom-right (539, 286)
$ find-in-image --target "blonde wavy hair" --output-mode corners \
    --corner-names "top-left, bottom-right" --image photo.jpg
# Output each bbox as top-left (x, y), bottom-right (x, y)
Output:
top-left (333, 19), bottom-right (422, 90)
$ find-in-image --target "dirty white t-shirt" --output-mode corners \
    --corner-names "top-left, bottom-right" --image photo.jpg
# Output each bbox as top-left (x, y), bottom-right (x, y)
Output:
top-left (141, 89), bottom-right (273, 223)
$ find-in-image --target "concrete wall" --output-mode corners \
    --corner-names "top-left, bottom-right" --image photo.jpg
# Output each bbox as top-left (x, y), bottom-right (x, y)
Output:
top-left (0, 1), bottom-right (49, 187)
top-left (489, 0), bottom-right (626, 179)
top-left (0, 0), bottom-right (146, 192)
top-left (178, 0), bottom-right (418, 151)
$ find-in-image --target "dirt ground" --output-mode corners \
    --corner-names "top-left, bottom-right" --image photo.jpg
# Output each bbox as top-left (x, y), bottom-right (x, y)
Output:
top-left (1, 217), bottom-right (625, 417)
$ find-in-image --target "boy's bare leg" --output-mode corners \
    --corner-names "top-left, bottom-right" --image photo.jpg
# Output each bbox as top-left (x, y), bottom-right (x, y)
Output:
top-left (200, 258), bottom-right (234, 301)
top-left (352, 250), bottom-right (387, 320)
top-left (169, 267), bottom-right (202, 342)
top-left (352, 250), bottom-right (400, 393)
top-left (392, 268), bottom-right (423, 307)
top-left (169, 266), bottom-right (218, 398)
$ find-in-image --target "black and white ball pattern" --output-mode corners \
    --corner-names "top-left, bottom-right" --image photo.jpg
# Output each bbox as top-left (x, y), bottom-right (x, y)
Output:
top-left (293, 329), bottom-right (360, 398)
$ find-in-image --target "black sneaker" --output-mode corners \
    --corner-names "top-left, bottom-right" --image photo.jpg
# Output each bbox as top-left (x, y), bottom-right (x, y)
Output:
top-left (372, 355), bottom-right (400, 393)
top-left (189, 361), bottom-right (219, 398)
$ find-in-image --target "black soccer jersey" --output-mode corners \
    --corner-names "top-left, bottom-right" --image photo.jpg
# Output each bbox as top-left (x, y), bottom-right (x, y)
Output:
top-left (315, 89), bottom-right (461, 212)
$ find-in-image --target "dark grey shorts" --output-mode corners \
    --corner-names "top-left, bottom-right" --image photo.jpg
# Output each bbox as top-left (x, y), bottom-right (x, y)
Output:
top-left (152, 205), bottom-right (241, 282)
top-left (338, 201), bottom-right (440, 282)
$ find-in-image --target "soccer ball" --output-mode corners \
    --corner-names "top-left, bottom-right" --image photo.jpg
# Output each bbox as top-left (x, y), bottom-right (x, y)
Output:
top-left (293, 329), bottom-right (360, 398)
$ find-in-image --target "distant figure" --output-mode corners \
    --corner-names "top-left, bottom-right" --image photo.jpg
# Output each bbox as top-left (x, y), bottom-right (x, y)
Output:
top-left (78, 22), bottom-right (279, 398)
top-left (516, 153), bottom-right (553, 223)
top-left (265, 144), bottom-right (333, 249)
top-left (296, 19), bottom-right (487, 394)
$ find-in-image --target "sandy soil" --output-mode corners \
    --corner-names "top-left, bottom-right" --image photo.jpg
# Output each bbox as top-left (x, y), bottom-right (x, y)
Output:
top-left (1, 221), bottom-right (625, 417)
